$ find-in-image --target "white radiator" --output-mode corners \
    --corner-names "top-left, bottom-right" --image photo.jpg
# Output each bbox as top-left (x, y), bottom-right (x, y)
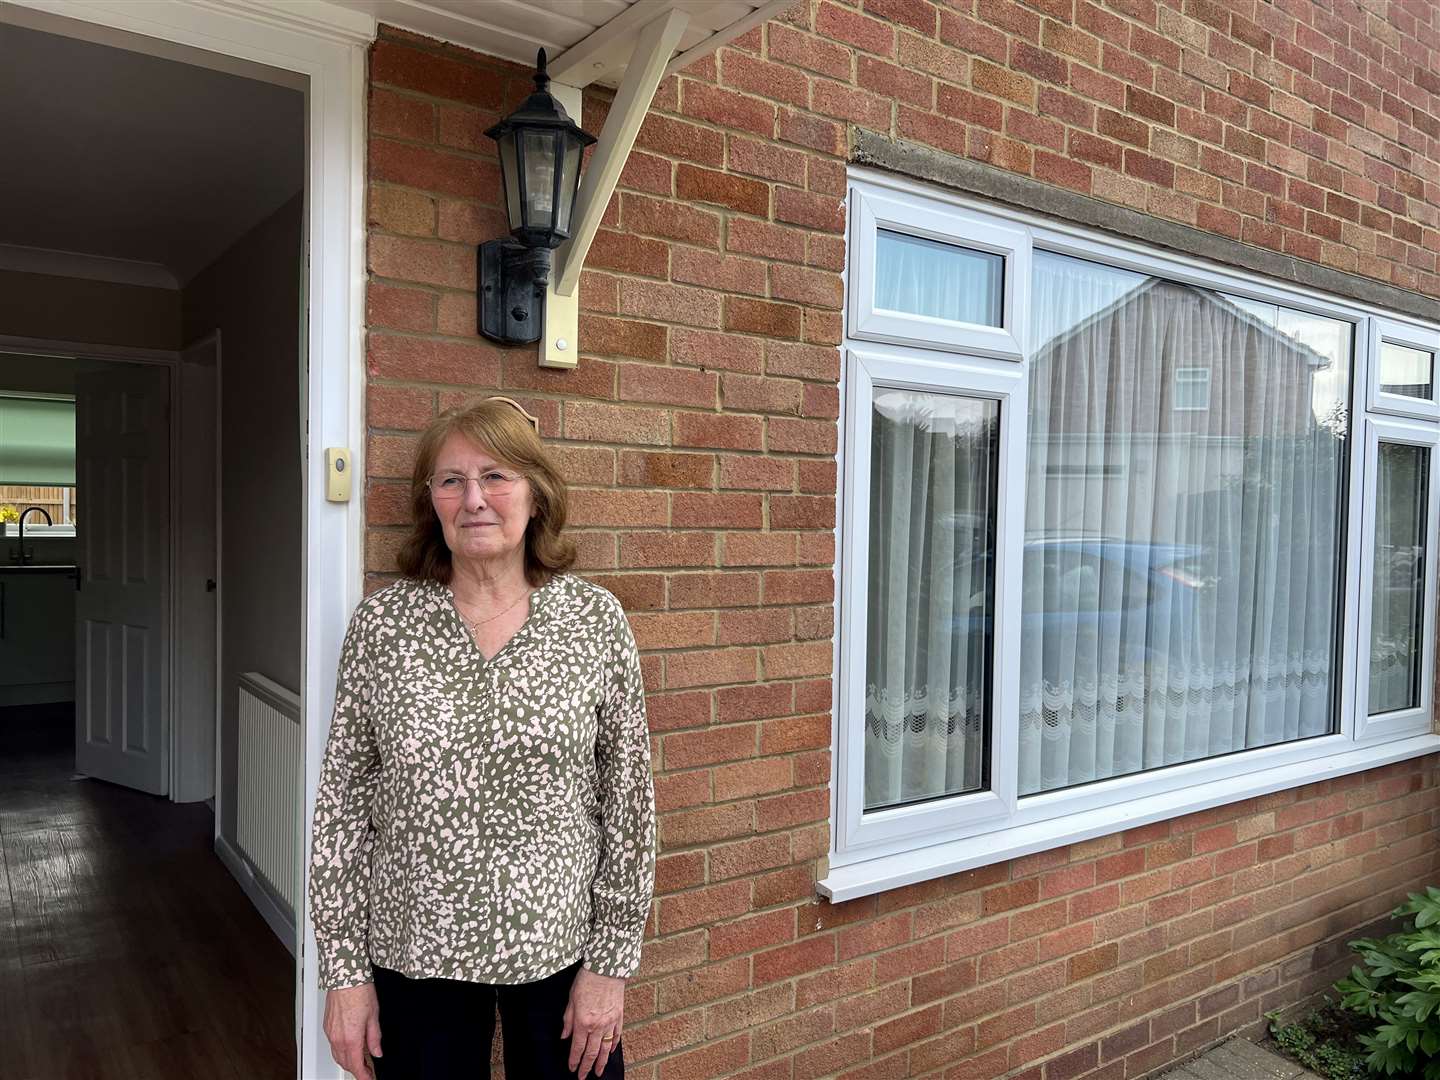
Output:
top-left (237, 672), bottom-right (302, 915)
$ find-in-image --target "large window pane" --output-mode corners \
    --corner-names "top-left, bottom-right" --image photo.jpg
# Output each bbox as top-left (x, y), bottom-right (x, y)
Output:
top-left (865, 389), bottom-right (999, 811)
top-left (1379, 342), bottom-right (1434, 400)
top-left (1369, 442), bottom-right (1429, 715)
top-left (1021, 252), bottom-right (1351, 795)
top-left (875, 230), bottom-right (1002, 326)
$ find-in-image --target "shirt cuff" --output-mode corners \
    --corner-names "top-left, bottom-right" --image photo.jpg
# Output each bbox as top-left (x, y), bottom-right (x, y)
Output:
top-left (582, 922), bottom-right (643, 979)
top-left (318, 937), bottom-right (373, 991)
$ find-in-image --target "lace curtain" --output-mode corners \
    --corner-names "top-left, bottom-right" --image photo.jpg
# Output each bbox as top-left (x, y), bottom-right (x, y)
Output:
top-left (874, 229), bottom-right (1001, 326)
top-left (1019, 252), bottom-right (1351, 795)
top-left (1369, 442), bottom-right (1429, 714)
top-left (864, 390), bottom-right (998, 811)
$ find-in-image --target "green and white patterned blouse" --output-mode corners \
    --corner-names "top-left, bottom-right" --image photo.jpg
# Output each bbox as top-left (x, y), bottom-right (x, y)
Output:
top-left (307, 572), bottom-right (656, 990)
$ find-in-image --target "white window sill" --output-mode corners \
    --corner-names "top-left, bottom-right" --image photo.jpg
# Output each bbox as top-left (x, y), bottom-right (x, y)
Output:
top-left (816, 733), bottom-right (1440, 903)
top-left (2, 525), bottom-right (76, 538)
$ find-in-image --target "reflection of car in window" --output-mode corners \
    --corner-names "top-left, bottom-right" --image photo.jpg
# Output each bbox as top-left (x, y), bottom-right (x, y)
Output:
top-left (1022, 538), bottom-right (1211, 690)
top-left (935, 534), bottom-right (1214, 674)
top-left (1020, 538), bottom-right (1208, 612)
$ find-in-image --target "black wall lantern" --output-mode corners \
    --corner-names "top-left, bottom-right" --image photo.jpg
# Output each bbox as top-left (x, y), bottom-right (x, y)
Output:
top-left (479, 49), bottom-right (596, 345)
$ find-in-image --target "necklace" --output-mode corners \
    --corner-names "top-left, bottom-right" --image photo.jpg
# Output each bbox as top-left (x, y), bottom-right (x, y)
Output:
top-left (452, 587), bottom-right (531, 635)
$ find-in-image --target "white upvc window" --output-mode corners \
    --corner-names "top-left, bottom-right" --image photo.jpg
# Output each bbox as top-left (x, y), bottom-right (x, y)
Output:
top-left (1369, 317), bottom-right (1440, 421)
top-left (847, 187), bottom-right (1029, 359)
top-left (822, 172), bottom-right (1440, 902)
top-left (1355, 418), bottom-right (1440, 742)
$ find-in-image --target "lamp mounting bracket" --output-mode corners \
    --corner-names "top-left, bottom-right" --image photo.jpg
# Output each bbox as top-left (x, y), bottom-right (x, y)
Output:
top-left (479, 240), bottom-right (550, 345)
top-left (540, 8), bottom-right (689, 368)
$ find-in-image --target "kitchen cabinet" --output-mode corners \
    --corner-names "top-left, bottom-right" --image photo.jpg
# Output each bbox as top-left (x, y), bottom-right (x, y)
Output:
top-left (0, 566), bottom-right (77, 704)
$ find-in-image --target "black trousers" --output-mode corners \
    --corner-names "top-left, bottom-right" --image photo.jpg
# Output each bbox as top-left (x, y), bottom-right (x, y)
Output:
top-left (370, 959), bottom-right (624, 1080)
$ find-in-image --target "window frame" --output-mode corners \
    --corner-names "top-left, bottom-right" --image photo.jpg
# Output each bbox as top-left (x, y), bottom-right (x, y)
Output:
top-left (836, 345), bottom-right (1026, 854)
top-left (1368, 317), bottom-right (1440, 421)
top-left (1355, 417), bottom-right (1440, 742)
top-left (847, 185), bottom-right (1030, 360)
top-left (822, 170), bottom-right (1440, 902)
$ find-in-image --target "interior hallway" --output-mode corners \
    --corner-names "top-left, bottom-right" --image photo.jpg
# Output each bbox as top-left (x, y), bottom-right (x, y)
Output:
top-left (0, 702), bottom-right (292, 1079)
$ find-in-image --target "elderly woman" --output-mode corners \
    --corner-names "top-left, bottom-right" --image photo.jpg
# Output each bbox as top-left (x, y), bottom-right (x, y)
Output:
top-left (308, 396), bottom-right (656, 1080)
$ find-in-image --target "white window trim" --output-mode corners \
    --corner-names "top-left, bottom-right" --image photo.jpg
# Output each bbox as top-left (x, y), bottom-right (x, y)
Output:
top-left (836, 346), bottom-right (1025, 853)
top-left (2, 523), bottom-right (76, 538)
top-left (822, 169), bottom-right (1440, 903)
top-left (847, 186), bottom-right (1030, 360)
top-left (1369, 317), bottom-right (1440, 421)
top-left (1355, 417), bottom-right (1440, 742)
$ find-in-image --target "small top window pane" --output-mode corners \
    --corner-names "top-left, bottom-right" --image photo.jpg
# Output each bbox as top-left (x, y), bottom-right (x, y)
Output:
top-left (875, 230), bottom-right (1002, 327)
top-left (1379, 341), bottom-right (1434, 400)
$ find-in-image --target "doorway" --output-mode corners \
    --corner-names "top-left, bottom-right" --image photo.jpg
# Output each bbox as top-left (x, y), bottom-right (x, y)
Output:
top-left (0, 2), bottom-right (369, 1075)
top-left (0, 10), bottom-right (315, 1077)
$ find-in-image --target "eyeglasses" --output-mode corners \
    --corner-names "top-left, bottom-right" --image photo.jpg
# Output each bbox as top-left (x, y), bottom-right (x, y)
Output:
top-left (426, 469), bottom-right (524, 500)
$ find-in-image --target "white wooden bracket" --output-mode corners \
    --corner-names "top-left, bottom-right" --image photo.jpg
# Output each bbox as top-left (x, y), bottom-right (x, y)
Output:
top-left (540, 8), bottom-right (690, 368)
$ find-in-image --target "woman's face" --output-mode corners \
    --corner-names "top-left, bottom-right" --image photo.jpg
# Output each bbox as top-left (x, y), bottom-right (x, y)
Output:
top-left (429, 431), bottom-right (535, 570)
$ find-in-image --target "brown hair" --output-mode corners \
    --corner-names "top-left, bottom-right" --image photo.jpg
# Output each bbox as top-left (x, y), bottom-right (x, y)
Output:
top-left (395, 398), bottom-right (575, 586)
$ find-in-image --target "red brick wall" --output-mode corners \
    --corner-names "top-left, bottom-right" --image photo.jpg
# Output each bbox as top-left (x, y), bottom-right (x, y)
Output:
top-left (361, 3), bottom-right (1440, 1077)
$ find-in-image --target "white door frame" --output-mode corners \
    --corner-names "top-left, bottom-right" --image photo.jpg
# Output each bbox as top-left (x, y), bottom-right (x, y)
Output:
top-left (3, 3), bottom-right (373, 1077)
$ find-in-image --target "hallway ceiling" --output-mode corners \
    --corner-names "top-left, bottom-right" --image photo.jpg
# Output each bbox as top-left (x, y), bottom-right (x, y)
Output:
top-left (0, 21), bottom-right (303, 288)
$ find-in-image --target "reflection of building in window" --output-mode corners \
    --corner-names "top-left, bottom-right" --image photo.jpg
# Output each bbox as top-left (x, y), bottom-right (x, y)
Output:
top-left (1173, 367), bottom-right (1211, 411)
top-left (1022, 255), bottom-right (1352, 795)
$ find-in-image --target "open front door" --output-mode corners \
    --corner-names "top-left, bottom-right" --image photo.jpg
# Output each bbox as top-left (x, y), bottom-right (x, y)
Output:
top-left (75, 364), bottom-right (171, 795)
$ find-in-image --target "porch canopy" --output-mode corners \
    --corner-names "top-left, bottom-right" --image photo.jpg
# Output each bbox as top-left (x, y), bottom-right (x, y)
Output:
top-left (331, 0), bottom-right (796, 366)
top-left (331, 0), bottom-right (790, 89)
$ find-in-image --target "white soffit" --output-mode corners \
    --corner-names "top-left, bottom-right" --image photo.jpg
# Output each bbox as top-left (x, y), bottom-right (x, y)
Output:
top-left (330, 0), bottom-right (797, 86)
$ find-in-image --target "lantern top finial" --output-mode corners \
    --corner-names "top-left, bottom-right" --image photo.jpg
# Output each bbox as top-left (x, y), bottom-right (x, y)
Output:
top-left (485, 46), bottom-right (593, 142)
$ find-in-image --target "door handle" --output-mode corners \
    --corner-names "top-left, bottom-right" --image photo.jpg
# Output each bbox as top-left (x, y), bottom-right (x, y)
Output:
top-left (206, 578), bottom-right (217, 592)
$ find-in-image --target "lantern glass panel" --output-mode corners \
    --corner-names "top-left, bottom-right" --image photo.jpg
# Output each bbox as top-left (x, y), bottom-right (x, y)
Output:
top-left (522, 129), bottom-right (557, 232)
top-left (557, 137), bottom-right (582, 236)
top-left (497, 133), bottom-right (521, 233)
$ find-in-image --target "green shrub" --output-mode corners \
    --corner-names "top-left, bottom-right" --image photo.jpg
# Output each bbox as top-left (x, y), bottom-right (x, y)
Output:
top-left (0, 505), bottom-right (17, 524)
top-left (1336, 886), bottom-right (1440, 1079)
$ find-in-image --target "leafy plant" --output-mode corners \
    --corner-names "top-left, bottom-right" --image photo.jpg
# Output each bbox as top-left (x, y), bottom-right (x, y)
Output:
top-left (1272, 1008), bottom-right (1370, 1080)
top-left (0, 505), bottom-right (17, 524)
top-left (1269, 1004), bottom-right (1368, 1080)
top-left (1336, 886), bottom-right (1440, 1079)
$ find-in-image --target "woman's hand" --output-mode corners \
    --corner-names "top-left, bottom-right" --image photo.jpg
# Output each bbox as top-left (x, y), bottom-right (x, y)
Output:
top-left (323, 983), bottom-right (383, 1080)
top-left (562, 966), bottom-right (626, 1077)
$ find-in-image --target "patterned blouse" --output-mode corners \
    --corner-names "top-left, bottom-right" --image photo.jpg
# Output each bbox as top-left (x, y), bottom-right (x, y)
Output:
top-left (307, 572), bottom-right (656, 990)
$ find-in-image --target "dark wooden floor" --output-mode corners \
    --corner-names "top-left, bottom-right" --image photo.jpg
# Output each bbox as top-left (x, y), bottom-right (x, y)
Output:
top-left (0, 703), bottom-right (293, 1079)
